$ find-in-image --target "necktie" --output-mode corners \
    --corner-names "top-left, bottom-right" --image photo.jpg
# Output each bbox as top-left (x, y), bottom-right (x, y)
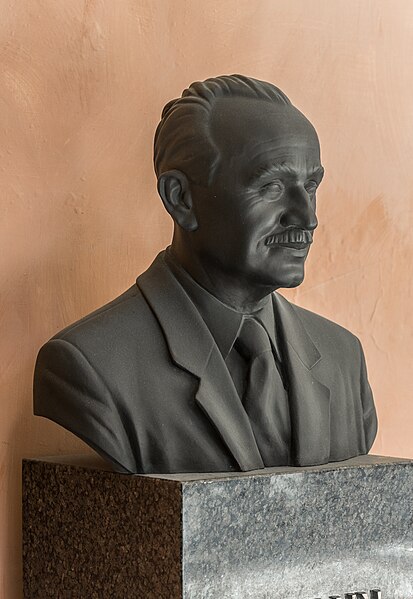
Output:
top-left (235, 317), bottom-right (290, 465)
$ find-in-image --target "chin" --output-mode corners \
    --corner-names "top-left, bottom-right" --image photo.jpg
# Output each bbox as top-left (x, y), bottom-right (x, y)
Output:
top-left (282, 278), bottom-right (304, 289)
top-left (276, 270), bottom-right (305, 289)
top-left (248, 263), bottom-right (305, 291)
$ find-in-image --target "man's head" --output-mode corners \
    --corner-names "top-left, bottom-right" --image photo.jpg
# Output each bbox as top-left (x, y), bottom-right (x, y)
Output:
top-left (154, 75), bottom-right (324, 308)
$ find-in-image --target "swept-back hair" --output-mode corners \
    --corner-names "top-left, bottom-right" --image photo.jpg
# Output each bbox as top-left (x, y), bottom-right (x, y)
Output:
top-left (153, 74), bottom-right (292, 186)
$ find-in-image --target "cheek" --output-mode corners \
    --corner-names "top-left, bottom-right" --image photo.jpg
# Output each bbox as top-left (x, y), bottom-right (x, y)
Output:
top-left (244, 201), bottom-right (284, 238)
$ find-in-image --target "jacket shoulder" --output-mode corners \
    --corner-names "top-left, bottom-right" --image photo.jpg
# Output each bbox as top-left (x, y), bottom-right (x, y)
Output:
top-left (292, 302), bottom-right (358, 337)
top-left (50, 283), bottom-right (155, 349)
top-left (289, 301), bottom-right (362, 357)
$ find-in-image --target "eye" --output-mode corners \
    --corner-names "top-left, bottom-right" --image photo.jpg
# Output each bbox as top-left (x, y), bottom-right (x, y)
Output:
top-left (305, 181), bottom-right (318, 195)
top-left (260, 180), bottom-right (283, 194)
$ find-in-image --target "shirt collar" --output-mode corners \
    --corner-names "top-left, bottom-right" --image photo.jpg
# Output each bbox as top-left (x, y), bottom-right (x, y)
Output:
top-left (164, 249), bottom-right (278, 360)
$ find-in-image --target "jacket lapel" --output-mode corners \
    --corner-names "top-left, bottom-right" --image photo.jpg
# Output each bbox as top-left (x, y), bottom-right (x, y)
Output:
top-left (137, 252), bottom-right (264, 472)
top-left (273, 292), bottom-right (331, 466)
top-left (196, 350), bottom-right (264, 471)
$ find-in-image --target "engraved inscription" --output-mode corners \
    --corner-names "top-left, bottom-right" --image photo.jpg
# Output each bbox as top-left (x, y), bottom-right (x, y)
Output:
top-left (313, 590), bottom-right (381, 599)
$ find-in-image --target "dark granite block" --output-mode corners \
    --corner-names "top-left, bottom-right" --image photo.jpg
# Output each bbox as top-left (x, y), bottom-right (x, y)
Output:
top-left (22, 455), bottom-right (182, 598)
top-left (23, 455), bottom-right (413, 598)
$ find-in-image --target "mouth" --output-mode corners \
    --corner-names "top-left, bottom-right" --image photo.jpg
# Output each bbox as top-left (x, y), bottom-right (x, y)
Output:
top-left (265, 229), bottom-right (313, 250)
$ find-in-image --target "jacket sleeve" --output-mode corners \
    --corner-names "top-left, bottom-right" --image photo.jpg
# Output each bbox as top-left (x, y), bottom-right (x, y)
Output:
top-left (357, 338), bottom-right (378, 452)
top-left (33, 338), bottom-right (139, 474)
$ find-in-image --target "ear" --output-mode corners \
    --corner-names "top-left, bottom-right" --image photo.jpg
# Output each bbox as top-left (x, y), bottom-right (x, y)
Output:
top-left (157, 170), bottom-right (198, 232)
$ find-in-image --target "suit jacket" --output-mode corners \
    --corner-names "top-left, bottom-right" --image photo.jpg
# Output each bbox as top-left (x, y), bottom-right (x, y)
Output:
top-left (33, 251), bottom-right (377, 474)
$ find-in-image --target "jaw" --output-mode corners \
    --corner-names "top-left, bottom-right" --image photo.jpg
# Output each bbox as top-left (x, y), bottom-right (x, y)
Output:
top-left (169, 233), bottom-right (309, 309)
top-left (245, 243), bottom-right (309, 288)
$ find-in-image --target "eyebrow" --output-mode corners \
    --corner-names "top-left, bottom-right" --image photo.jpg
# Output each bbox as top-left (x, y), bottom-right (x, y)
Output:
top-left (249, 163), bottom-right (325, 184)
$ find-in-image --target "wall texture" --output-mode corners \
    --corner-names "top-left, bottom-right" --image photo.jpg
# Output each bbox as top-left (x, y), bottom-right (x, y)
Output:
top-left (1, 0), bottom-right (412, 596)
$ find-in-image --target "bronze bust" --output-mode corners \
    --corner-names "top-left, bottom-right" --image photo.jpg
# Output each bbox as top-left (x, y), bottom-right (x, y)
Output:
top-left (34, 75), bottom-right (377, 473)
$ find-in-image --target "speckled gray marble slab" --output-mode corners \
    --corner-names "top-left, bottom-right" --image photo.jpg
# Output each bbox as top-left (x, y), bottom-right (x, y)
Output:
top-left (23, 455), bottom-right (413, 598)
top-left (179, 456), bottom-right (413, 599)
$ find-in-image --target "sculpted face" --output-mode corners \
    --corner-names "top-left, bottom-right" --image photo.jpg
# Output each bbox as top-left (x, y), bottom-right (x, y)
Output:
top-left (159, 96), bottom-right (324, 310)
top-left (188, 98), bottom-right (324, 298)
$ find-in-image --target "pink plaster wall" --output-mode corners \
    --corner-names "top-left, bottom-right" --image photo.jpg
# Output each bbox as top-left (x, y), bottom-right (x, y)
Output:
top-left (1, 1), bottom-right (412, 595)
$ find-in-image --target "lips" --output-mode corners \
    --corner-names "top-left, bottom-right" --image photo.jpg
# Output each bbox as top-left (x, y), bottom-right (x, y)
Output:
top-left (265, 229), bottom-right (313, 249)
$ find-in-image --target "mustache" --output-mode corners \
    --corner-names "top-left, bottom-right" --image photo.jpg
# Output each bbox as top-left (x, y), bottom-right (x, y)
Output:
top-left (265, 229), bottom-right (314, 246)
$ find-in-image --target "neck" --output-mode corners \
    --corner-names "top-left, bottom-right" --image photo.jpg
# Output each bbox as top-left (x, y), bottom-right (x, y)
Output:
top-left (169, 237), bottom-right (275, 314)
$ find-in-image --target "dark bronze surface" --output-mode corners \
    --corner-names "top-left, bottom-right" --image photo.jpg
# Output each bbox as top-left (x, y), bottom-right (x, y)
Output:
top-left (33, 75), bottom-right (377, 473)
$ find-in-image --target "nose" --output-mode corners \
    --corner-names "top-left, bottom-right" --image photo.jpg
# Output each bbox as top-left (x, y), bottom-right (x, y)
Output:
top-left (279, 186), bottom-right (318, 231)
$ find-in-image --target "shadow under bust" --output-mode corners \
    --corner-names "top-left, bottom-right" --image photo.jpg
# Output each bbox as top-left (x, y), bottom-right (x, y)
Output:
top-left (33, 75), bottom-right (377, 474)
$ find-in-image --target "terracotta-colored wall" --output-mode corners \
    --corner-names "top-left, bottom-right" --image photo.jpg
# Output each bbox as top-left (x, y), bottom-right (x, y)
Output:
top-left (1, 1), bottom-right (412, 595)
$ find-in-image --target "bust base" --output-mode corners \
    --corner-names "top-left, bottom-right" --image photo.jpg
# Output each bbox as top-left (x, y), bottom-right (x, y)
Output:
top-left (22, 454), bottom-right (413, 598)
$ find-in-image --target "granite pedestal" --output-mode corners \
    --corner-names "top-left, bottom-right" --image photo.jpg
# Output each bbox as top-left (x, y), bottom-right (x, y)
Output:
top-left (22, 455), bottom-right (413, 598)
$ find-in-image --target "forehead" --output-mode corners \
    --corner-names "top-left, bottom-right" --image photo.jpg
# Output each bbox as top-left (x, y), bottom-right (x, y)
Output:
top-left (210, 97), bottom-right (321, 168)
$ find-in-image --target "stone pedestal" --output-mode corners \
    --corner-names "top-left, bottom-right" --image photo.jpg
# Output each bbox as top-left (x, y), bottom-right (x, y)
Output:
top-left (22, 455), bottom-right (413, 598)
